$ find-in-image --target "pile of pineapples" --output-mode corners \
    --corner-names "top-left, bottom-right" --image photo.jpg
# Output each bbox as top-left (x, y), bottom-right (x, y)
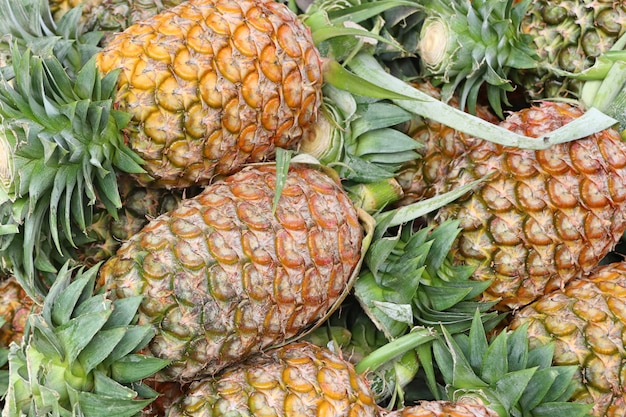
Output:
top-left (1, 0), bottom-right (626, 415)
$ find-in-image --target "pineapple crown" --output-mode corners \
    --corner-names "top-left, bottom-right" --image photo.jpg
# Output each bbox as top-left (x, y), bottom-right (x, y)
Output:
top-left (415, 0), bottom-right (537, 117)
top-left (354, 218), bottom-right (500, 340)
top-left (0, 0), bottom-right (101, 77)
top-left (301, 84), bottom-right (421, 183)
top-left (295, 0), bottom-right (428, 199)
top-left (426, 311), bottom-right (593, 417)
top-left (0, 48), bottom-right (144, 291)
top-left (2, 262), bottom-right (169, 417)
top-left (348, 216), bottom-right (502, 408)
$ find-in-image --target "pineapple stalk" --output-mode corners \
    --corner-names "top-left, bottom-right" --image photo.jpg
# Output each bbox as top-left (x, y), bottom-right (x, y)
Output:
top-left (414, 0), bottom-right (537, 116)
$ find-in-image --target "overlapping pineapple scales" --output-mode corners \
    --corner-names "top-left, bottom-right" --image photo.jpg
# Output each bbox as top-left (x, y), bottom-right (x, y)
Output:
top-left (98, 164), bottom-right (364, 383)
top-left (95, 0), bottom-right (323, 188)
top-left (382, 401), bottom-right (497, 417)
top-left (403, 101), bottom-right (626, 310)
top-left (510, 261), bottom-right (626, 416)
top-left (0, 276), bottom-right (33, 350)
top-left (50, 0), bottom-right (185, 41)
top-left (165, 342), bottom-right (379, 416)
top-left (76, 176), bottom-right (197, 267)
top-left (515, 0), bottom-right (626, 99)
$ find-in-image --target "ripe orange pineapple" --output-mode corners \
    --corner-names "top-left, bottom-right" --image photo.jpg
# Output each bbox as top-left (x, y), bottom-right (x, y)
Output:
top-left (97, 164), bottom-right (365, 383)
top-left (509, 261), bottom-right (626, 416)
top-left (94, 0), bottom-right (324, 188)
top-left (165, 342), bottom-right (379, 416)
top-left (398, 100), bottom-right (626, 310)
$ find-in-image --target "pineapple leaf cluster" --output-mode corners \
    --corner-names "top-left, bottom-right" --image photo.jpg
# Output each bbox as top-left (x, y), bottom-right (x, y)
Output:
top-left (3, 262), bottom-right (169, 417)
top-left (0, 0), bottom-right (101, 76)
top-left (428, 312), bottom-right (593, 417)
top-left (0, 48), bottom-right (143, 286)
top-left (301, 83), bottom-right (420, 186)
top-left (415, 0), bottom-right (537, 117)
top-left (354, 218), bottom-right (500, 339)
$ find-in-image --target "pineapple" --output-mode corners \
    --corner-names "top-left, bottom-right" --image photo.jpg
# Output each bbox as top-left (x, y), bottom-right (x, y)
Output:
top-left (93, 0), bottom-right (324, 188)
top-left (513, 0), bottom-right (626, 100)
top-left (396, 101), bottom-right (626, 310)
top-left (97, 163), bottom-right (366, 383)
top-left (162, 312), bottom-right (588, 416)
top-left (164, 341), bottom-right (379, 416)
top-left (414, 0), bottom-right (626, 114)
top-left (509, 261), bottom-right (626, 416)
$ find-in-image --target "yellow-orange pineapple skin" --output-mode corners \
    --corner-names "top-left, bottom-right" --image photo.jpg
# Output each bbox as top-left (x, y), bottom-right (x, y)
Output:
top-left (98, 164), bottom-right (363, 383)
top-left (0, 276), bottom-right (34, 349)
top-left (382, 401), bottom-right (498, 417)
top-left (95, 0), bottom-right (323, 188)
top-left (164, 342), bottom-right (379, 417)
top-left (411, 102), bottom-right (626, 310)
top-left (510, 261), bottom-right (626, 416)
top-left (77, 176), bottom-right (199, 268)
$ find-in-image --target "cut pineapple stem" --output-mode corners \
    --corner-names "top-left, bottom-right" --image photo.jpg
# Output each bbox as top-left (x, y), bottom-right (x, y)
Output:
top-left (344, 178), bottom-right (404, 213)
top-left (338, 53), bottom-right (618, 149)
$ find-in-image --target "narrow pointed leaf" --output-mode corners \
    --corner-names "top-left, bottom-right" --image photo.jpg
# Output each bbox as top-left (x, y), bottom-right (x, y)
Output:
top-left (110, 355), bottom-right (170, 384)
top-left (56, 310), bottom-right (111, 366)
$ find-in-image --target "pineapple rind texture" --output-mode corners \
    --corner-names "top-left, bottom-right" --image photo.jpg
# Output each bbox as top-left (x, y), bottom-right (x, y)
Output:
top-left (404, 101), bottom-right (626, 310)
top-left (165, 342), bottom-right (379, 417)
top-left (516, 0), bottom-right (626, 99)
top-left (0, 276), bottom-right (33, 350)
top-left (77, 177), bottom-right (197, 268)
top-left (381, 400), bottom-right (498, 417)
top-left (510, 261), bottom-right (626, 417)
top-left (95, 0), bottom-right (324, 188)
top-left (98, 164), bottom-right (364, 383)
